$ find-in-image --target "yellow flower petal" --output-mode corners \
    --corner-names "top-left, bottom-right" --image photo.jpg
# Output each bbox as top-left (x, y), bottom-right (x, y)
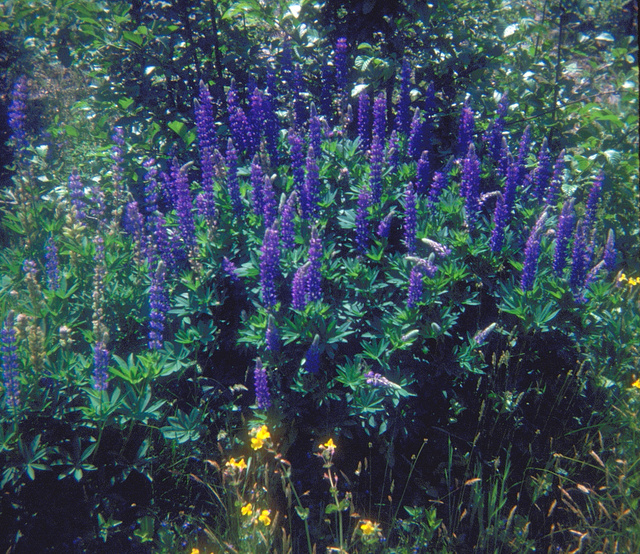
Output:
top-left (241, 503), bottom-right (253, 516)
top-left (360, 520), bottom-right (375, 535)
top-left (258, 509), bottom-right (271, 525)
top-left (251, 437), bottom-right (264, 450)
top-left (631, 378), bottom-right (640, 390)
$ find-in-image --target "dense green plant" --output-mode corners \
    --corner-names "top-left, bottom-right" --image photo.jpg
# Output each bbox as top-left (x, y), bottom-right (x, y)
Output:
top-left (0, 0), bottom-right (638, 552)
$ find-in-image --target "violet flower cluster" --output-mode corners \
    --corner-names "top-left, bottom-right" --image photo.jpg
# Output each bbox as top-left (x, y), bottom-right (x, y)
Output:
top-left (415, 150), bottom-right (430, 195)
top-left (553, 199), bottom-right (575, 276)
top-left (225, 139), bottom-right (243, 219)
top-left (260, 224), bottom-right (280, 309)
top-left (403, 182), bottom-right (417, 253)
top-left (148, 261), bottom-right (169, 351)
top-left (521, 210), bottom-right (548, 291)
top-left (457, 99), bottom-right (474, 157)
top-left (8, 76), bottom-right (28, 152)
top-left (358, 90), bottom-right (371, 151)
top-left (460, 144), bottom-right (480, 230)
top-left (531, 138), bottom-right (551, 202)
top-left (253, 358), bottom-right (271, 410)
top-left (170, 159), bottom-right (196, 250)
top-left (490, 154), bottom-right (518, 252)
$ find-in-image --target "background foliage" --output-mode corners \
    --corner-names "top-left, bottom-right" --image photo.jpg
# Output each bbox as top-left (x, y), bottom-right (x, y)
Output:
top-left (0, 0), bottom-right (638, 552)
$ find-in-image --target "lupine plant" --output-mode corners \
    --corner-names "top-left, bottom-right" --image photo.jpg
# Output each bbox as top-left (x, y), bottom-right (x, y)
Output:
top-left (0, 1), bottom-right (638, 553)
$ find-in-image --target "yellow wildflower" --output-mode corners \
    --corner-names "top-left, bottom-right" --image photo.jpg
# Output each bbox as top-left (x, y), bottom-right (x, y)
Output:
top-left (250, 425), bottom-right (271, 450)
top-left (631, 378), bottom-right (640, 390)
top-left (241, 503), bottom-right (253, 516)
top-left (190, 549), bottom-right (200, 554)
top-left (322, 438), bottom-right (336, 451)
top-left (226, 457), bottom-right (247, 471)
top-left (258, 509), bottom-right (271, 526)
top-left (360, 520), bottom-right (376, 535)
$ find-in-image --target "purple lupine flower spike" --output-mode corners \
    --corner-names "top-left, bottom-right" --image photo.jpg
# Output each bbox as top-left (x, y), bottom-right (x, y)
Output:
top-left (302, 146), bottom-right (320, 219)
top-left (280, 192), bottom-right (297, 250)
top-left (396, 58), bottom-right (412, 135)
top-left (520, 210), bottom-right (548, 291)
top-left (45, 238), bottom-right (61, 290)
top-left (355, 185), bottom-right (371, 253)
top-left (195, 80), bottom-right (217, 153)
top-left (172, 159), bottom-right (196, 248)
top-left (408, 108), bottom-right (424, 160)
top-left (68, 170), bottom-right (87, 220)
top-left (148, 261), bottom-right (169, 350)
top-left (415, 150), bottom-right (430, 195)
top-left (461, 143), bottom-right (480, 230)
top-left (403, 181), bottom-right (417, 254)
top-left (386, 130), bottom-right (399, 168)
top-left (570, 220), bottom-right (589, 290)
top-left (263, 88), bottom-right (280, 165)
top-left (457, 99), bottom-right (474, 158)
top-left (545, 149), bottom-right (565, 206)
top-left (372, 92), bottom-right (386, 143)
top-left (262, 175), bottom-right (277, 227)
top-left (490, 154), bottom-right (518, 252)
top-left (260, 223), bottom-right (280, 308)
top-left (553, 199), bottom-right (575, 276)
top-left (584, 171), bottom-right (604, 242)
top-left (289, 130), bottom-right (305, 196)
top-left (291, 262), bottom-right (309, 310)
top-left (377, 211), bottom-right (394, 239)
top-left (498, 137), bottom-right (510, 178)
top-left (143, 158), bottom-right (159, 216)
top-left (8, 76), bottom-right (28, 153)
top-left (369, 136), bottom-right (384, 204)
top-left (250, 154), bottom-right (264, 216)
top-left (306, 227), bottom-right (322, 302)
top-left (222, 256), bottom-right (240, 283)
top-left (603, 229), bottom-right (616, 272)
top-left (1, 311), bottom-right (20, 410)
top-left (249, 87), bottom-right (265, 147)
top-left (486, 92), bottom-right (508, 161)
top-left (265, 315), bottom-right (280, 352)
top-left (254, 358), bottom-right (271, 410)
top-left (226, 139), bottom-right (243, 218)
top-left (357, 90), bottom-right (371, 152)
top-left (308, 103), bottom-right (323, 155)
top-left (532, 137), bottom-right (551, 202)
top-left (93, 341), bottom-right (110, 391)
top-left (334, 38), bottom-right (349, 92)
top-left (427, 171), bottom-right (447, 211)
top-left (305, 335), bottom-right (321, 374)
top-left (407, 263), bottom-right (424, 309)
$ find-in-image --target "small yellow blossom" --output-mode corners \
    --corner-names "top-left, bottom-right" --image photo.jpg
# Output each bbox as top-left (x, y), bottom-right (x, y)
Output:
top-left (241, 503), bottom-right (253, 516)
top-left (190, 549), bottom-right (200, 554)
top-left (258, 509), bottom-right (271, 526)
top-left (322, 438), bottom-right (336, 451)
top-left (360, 520), bottom-right (377, 535)
top-left (250, 425), bottom-right (271, 450)
top-left (618, 273), bottom-right (640, 286)
top-left (226, 457), bottom-right (247, 471)
top-left (631, 378), bottom-right (640, 390)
